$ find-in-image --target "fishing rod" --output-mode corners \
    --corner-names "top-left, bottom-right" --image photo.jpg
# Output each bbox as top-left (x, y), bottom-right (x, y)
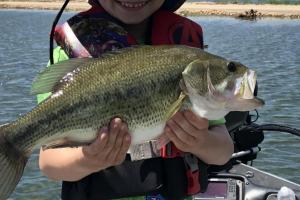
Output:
top-left (245, 109), bottom-right (300, 137)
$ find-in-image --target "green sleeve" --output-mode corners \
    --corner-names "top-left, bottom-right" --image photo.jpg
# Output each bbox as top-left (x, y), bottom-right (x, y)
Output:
top-left (209, 118), bottom-right (226, 126)
top-left (36, 47), bottom-right (69, 104)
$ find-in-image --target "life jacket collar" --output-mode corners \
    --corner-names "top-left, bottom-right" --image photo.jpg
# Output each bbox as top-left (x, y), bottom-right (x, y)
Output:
top-left (54, 4), bottom-right (203, 59)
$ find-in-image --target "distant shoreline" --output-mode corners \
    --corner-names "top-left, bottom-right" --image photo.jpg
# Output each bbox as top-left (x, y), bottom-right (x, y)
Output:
top-left (0, 1), bottom-right (300, 18)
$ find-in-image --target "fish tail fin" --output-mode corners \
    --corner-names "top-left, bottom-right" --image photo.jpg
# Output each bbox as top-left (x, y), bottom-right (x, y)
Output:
top-left (0, 123), bottom-right (28, 200)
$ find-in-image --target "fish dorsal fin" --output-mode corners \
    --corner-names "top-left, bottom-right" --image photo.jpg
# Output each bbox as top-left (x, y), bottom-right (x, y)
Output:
top-left (31, 58), bottom-right (91, 95)
top-left (31, 46), bottom-right (145, 95)
top-left (164, 92), bottom-right (187, 121)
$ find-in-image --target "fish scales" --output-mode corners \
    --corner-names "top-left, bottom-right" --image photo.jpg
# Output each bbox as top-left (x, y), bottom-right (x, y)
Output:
top-left (0, 45), bottom-right (265, 199)
top-left (5, 46), bottom-right (202, 152)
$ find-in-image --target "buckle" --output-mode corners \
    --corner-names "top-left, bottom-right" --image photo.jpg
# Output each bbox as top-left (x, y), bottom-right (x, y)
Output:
top-left (129, 140), bottom-right (161, 161)
top-left (160, 142), bottom-right (183, 158)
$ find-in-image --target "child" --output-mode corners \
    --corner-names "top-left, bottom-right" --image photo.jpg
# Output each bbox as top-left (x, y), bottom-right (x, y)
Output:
top-left (38, 0), bottom-right (234, 199)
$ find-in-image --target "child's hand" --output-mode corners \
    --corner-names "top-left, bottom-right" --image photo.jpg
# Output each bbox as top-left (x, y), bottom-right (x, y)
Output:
top-left (82, 118), bottom-right (131, 173)
top-left (164, 110), bottom-right (209, 156)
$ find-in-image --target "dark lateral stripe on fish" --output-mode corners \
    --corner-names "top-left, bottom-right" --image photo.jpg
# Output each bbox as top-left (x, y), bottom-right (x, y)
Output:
top-left (8, 102), bottom-right (85, 151)
top-left (11, 72), bottom-right (182, 151)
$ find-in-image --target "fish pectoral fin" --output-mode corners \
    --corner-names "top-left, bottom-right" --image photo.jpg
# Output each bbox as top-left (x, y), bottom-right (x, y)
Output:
top-left (179, 79), bottom-right (189, 95)
top-left (42, 138), bottom-right (90, 150)
top-left (164, 92), bottom-right (187, 121)
top-left (31, 58), bottom-right (92, 95)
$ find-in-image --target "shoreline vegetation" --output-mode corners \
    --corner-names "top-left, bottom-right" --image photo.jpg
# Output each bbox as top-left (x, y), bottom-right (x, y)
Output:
top-left (0, 1), bottom-right (300, 19)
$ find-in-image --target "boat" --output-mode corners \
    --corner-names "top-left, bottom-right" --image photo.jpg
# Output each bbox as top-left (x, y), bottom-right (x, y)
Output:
top-left (193, 111), bottom-right (300, 200)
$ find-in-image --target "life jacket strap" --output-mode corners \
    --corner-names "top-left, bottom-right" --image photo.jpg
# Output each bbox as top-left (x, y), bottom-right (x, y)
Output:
top-left (161, 142), bottom-right (183, 158)
top-left (183, 153), bottom-right (202, 195)
top-left (129, 140), bottom-right (161, 161)
top-left (161, 142), bottom-right (205, 195)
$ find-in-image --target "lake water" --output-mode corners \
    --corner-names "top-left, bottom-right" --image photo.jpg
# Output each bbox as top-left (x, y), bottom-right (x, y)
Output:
top-left (0, 9), bottom-right (299, 200)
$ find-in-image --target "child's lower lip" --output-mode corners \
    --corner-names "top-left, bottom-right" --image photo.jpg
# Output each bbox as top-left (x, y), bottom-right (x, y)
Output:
top-left (116, 0), bottom-right (149, 10)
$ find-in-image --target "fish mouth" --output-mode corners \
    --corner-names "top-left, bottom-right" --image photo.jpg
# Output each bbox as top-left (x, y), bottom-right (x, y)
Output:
top-left (235, 69), bottom-right (257, 100)
top-left (227, 69), bottom-right (265, 111)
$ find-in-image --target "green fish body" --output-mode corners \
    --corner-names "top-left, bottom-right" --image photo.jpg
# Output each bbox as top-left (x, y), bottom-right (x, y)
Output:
top-left (0, 45), bottom-right (264, 199)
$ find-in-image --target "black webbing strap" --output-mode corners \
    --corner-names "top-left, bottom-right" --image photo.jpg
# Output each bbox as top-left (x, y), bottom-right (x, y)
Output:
top-left (49, 0), bottom-right (70, 65)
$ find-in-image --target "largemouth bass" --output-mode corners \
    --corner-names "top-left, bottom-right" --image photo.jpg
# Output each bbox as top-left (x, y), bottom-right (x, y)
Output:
top-left (0, 45), bottom-right (264, 199)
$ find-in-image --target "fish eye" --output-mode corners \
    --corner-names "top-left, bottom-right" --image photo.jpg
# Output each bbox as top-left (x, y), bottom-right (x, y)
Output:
top-left (227, 62), bottom-right (237, 72)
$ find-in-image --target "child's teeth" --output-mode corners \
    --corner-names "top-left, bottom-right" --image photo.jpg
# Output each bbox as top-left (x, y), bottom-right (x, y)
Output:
top-left (120, 1), bottom-right (146, 8)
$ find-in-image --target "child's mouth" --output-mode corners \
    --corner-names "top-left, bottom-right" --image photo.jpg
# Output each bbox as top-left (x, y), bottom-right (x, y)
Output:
top-left (116, 0), bottom-right (150, 9)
